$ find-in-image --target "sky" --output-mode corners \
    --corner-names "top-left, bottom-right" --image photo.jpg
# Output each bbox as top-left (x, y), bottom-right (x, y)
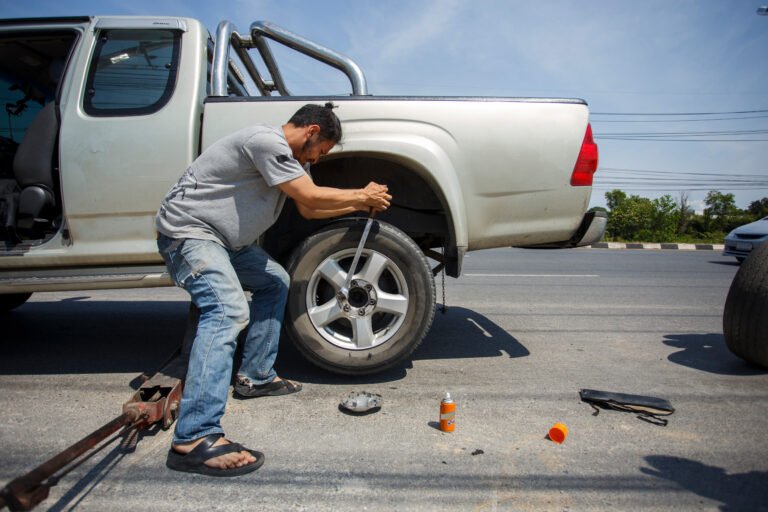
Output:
top-left (3, 0), bottom-right (768, 213)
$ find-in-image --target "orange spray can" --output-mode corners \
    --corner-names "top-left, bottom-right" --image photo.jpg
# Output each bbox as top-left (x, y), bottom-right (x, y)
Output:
top-left (439, 392), bottom-right (456, 432)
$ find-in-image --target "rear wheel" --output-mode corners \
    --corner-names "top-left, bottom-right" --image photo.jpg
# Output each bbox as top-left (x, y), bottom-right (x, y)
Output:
top-left (0, 292), bottom-right (32, 312)
top-left (284, 220), bottom-right (435, 374)
top-left (723, 242), bottom-right (768, 367)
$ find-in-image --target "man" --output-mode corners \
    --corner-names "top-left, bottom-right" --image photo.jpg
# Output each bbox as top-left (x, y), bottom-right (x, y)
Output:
top-left (155, 103), bottom-right (391, 476)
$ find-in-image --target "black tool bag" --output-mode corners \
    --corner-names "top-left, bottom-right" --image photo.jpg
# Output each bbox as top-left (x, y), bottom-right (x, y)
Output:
top-left (579, 388), bottom-right (675, 426)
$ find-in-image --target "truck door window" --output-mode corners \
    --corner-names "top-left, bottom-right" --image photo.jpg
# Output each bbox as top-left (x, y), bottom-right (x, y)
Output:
top-left (84, 29), bottom-right (180, 116)
top-left (0, 30), bottom-right (77, 144)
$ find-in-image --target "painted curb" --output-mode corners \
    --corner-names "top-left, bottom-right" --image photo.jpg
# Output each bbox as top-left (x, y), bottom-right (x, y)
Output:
top-left (590, 242), bottom-right (724, 251)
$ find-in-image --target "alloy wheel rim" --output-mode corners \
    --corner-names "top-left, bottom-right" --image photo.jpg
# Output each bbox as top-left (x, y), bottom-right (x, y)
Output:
top-left (305, 248), bottom-right (409, 351)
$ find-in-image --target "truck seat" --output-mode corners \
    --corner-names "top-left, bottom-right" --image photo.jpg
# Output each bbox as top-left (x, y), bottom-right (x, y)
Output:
top-left (13, 102), bottom-right (58, 231)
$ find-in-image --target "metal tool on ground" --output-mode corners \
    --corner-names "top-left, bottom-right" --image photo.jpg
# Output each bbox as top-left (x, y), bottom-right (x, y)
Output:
top-left (0, 370), bottom-right (182, 511)
top-left (338, 209), bottom-right (377, 301)
top-left (0, 306), bottom-right (198, 511)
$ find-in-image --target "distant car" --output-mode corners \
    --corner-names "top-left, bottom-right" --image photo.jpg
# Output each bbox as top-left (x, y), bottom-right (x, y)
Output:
top-left (723, 217), bottom-right (768, 262)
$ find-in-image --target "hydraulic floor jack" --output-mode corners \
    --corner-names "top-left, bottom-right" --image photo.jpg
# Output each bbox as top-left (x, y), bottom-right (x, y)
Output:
top-left (0, 306), bottom-right (200, 511)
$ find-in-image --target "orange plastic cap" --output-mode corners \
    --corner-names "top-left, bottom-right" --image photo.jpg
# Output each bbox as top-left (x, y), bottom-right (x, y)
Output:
top-left (549, 422), bottom-right (568, 444)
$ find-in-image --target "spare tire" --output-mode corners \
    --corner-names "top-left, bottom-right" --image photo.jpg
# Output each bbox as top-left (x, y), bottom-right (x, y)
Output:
top-left (723, 242), bottom-right (768, 368)
top-left (283, 219), bottom-right (435, 375)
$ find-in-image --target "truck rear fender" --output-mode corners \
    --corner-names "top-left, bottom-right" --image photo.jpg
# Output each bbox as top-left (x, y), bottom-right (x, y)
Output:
top-left (336, 129), bottom-right (468, 248)
top-left (264, 131), bottom-right (468, 277)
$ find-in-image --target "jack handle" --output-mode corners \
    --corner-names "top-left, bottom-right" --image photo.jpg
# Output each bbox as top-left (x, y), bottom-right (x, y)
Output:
top-left (0, 374), bottom-right (181, 511)
top-left (0, 411), bottom-right (142, 511)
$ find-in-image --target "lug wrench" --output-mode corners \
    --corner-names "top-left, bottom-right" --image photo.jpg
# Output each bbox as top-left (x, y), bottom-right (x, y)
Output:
top-left (339, 209), bottom-right (376, 300)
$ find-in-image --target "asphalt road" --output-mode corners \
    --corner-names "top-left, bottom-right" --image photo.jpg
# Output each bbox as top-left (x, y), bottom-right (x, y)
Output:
top-left (1, 248), bottom-right (766, 511)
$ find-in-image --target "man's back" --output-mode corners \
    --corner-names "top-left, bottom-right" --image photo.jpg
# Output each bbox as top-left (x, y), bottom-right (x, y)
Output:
top-left (156, 125), bottom-right (306, 250)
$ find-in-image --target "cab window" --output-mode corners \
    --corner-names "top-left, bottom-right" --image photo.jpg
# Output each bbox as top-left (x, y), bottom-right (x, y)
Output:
top-left (84, 29), bottom-right (180, 116)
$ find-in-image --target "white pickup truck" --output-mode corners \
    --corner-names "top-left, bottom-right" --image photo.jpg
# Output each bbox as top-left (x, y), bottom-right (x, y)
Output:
top-left (0, 16), bottom-right (604, 374)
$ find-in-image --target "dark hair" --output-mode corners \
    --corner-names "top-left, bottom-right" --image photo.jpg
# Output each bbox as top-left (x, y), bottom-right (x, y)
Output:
top-left (288, 102), bottom-right (342, 143)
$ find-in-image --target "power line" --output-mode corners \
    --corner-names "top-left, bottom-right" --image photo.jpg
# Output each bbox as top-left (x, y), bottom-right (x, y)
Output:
top-left (592, 186), bottom-right (768, 192)
top-left (596, 182), bottom-right (768, 187)
top-left (592, 114), bottom-right (768, 123)
top-left (595, 127), bottom-right (768, 143)
top-left (600, 167), bottom-right (768, 178)
top-left (595, 184), bottom-right (768, 190)
top-left (595, 178), bottom-right (768, 187)
top-left (594, 166), bottom-right (768, 191)
top-left (596, 128), bottom-right (768, 141)
top-left (596, 178), bottom-right (768, 185)
top-left (595, 137), bottom-right (768, 142)
top-left (593, 180), bottom-right (768, 188)
top-left (592, 108), bottom-right (768, 116)
top-left (599, 129), bottom-right (768, 136)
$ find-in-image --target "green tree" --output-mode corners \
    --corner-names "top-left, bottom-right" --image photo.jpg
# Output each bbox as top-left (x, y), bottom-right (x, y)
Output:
top-left (607, 194), bottom-right (655, 241)
top-left (603, 188), bottom-right (758, 243)
top-left (748, 198), bottom-right (768, 219)
top-left (676, 192), bottom-right (694, 235)
top-left (606, 191), bottom-right (681, 241)
top-left (704, 191), bottom-right (737, 232)
top-left (605, 189), bottom-right (627, 211)
top-left (651, 194), bottom-right (677, 241)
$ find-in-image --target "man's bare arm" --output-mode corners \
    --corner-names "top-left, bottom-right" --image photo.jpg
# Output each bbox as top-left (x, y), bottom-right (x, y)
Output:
top-left (294, 203), bottom-right (358, 220)
top-left (278, 175), bottom-right (391, 219)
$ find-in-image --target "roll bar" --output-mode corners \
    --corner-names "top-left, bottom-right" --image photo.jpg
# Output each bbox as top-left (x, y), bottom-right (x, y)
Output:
top-left (211, 20), bottom-right (368, 97)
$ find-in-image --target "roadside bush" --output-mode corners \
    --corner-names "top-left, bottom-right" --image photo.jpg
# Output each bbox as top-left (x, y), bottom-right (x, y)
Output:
top-left (603, 189), bottom-right (767, 243)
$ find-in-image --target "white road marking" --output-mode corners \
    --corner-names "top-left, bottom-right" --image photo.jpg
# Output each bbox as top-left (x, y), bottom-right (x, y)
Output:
top-left (465, 273), bottom-right (600, 278)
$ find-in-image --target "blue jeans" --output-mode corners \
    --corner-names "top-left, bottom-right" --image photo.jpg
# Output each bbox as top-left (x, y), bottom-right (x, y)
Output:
top-left (157, 234), bottom-right (289, 444)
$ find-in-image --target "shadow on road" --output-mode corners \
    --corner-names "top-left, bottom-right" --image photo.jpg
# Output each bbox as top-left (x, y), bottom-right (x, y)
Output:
top-left (641, 455), bottom-right (768, 511)
top-left (0, 300), bottom-right (189, 376)
top-left (662, 333), bottom-right (767, 376)
top-left (413, 306), bottom-right (529, 361)
top-left (2, 300), bottom-right (527, 384)
top-left (276, 305), bottom-right (529, 385)
top-left (708, 260), bottom-right (740, 267)
top-left (41, 423), bottom-right (168, 512)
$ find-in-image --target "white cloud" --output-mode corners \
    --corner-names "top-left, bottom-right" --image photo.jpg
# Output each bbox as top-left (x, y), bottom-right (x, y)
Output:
top-left (359, 0), bottom-right (462, 66)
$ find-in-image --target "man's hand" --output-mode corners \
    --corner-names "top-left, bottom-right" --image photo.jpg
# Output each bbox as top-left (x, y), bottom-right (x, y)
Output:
top-left (360, 182), bottom-right (391, 212)
top-left (279, 175), bottom-right (393, 219)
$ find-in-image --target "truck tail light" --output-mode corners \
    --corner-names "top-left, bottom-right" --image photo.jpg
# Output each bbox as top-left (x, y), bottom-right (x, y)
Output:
top-left (570, 123), bottom-right (598, 186)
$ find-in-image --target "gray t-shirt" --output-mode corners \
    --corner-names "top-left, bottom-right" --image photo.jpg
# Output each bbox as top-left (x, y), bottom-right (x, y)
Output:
top-left (155, 125), bottom-right (306, 250)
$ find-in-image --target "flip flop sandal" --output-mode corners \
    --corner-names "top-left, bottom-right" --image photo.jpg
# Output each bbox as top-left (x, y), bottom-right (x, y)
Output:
top-left (234, 378), bottom-right (303, 399)
top-left (166, 433), bottom-right (264, 477)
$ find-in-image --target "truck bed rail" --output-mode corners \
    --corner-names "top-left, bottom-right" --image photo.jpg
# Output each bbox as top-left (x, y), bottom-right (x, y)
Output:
top-left (212, 20), bottom-right (368, 97)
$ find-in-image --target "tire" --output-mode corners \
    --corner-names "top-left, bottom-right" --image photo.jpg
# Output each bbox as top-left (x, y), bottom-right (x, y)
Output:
top-left (723, 242), bottom-right (768, 368)
top-left (0, 292), bottom-right (32, 312)
top-left (284, 219), bottom-right (435, 375)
